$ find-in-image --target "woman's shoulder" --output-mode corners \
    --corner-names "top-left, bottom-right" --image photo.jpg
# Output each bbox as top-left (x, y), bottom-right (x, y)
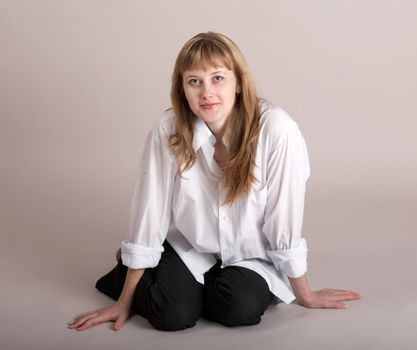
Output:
top-left (258, 98), bottom-right (301, 141)
top-left (148, 108), bottom-right (176, 139)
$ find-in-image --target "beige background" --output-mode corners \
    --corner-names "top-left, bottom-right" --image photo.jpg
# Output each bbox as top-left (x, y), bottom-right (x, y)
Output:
top-left (1, 0), bottom-right (416, 349)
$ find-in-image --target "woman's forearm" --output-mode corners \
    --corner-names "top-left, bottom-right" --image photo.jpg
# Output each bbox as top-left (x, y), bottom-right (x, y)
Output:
top-left (117, 268), bottom-right (145, 308)
top-left (288, 273), bottom-right (313, 305)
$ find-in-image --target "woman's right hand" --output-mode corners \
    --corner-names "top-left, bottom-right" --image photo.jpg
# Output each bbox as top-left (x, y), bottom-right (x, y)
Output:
top-left (67, 301), bottom-right (131, 331)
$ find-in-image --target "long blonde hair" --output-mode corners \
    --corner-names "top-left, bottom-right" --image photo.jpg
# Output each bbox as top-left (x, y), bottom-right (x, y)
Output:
top-left (169, 32), bottom-right (260, 205)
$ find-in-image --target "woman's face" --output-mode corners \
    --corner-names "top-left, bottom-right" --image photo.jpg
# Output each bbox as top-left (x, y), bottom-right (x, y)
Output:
top-left (182, 65), bottom-right (240, 136)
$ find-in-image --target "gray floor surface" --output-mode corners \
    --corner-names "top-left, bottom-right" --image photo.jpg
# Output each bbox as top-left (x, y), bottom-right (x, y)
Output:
top-left (1, 185), bottom-right (416, 350)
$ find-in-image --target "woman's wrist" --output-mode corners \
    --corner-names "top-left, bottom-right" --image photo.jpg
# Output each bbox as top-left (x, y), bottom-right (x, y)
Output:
top-left (288, 273), bottom-right (314, 306)
top-left (116, 298), bottom-right (133, 309)
top-left (294, 290), bottom-right (314, 307)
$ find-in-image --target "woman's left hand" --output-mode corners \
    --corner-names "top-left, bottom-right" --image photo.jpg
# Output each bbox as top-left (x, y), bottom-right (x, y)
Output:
top-left (297, 288), bottom-right (361, 309)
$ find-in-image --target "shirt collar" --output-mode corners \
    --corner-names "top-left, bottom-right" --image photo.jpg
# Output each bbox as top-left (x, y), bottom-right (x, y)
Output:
top-left (192, 117), bottom-right (231, 152)
top-left (192, 117), bottom-right (216, 151)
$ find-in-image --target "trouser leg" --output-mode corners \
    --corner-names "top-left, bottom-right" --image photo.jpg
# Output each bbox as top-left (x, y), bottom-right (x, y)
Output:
top-left (202, 261), bottom-right (274, 327)
top-left (95, 241), bottom-right (203, 331)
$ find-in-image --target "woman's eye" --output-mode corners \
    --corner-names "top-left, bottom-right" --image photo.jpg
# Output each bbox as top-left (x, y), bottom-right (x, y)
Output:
top-left (214, 75), bottom-right (224, 81)
top-left (189, 79), bottom-right (199, 85)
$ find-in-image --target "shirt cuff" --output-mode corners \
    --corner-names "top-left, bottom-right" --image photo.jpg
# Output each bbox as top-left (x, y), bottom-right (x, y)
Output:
top-left (120, 240), bottom-right (164, 269)
top-left (266, 238), bottom-right (308, 278)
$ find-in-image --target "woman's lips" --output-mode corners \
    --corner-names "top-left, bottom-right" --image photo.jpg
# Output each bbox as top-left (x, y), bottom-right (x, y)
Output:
top-left (200, 103), bottom-right (219, 109)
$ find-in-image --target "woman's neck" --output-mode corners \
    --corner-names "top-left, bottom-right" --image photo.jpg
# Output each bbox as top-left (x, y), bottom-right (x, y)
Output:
top-left (206, 122), bottom-right (226, 142)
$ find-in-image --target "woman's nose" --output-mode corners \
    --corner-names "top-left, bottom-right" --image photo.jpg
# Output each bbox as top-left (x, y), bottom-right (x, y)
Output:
top-left (201, 83), bottom-right (214, 98)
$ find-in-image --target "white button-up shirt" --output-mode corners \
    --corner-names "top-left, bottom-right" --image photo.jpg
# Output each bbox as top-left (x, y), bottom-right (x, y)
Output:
top-left (121, 99), bottom-right (311, 304)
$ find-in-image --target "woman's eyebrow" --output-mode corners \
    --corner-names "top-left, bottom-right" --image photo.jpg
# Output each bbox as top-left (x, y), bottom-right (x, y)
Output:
top-left (184, 74), bottom-right (199, 78)
top-left (184, 70), bottom-right (227, 79)
top-left (211, 70), bottom-right (227, 76)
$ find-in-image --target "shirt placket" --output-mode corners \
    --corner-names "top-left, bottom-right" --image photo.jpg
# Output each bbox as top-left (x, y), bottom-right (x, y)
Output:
top-left (218, 185), bottom-right (232, 266)
top-left (200, 134), bottom-right (231, 264)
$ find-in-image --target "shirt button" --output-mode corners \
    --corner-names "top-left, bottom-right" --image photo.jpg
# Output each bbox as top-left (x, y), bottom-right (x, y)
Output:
top-left (222, 215), bottom-right (227, 221)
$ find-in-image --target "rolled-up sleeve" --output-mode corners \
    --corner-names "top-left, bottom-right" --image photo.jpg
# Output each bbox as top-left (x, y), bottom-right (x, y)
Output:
top-left (120, 241), bottom-right (165, 269)
top-left (121, 116), bottom-right (177, 269)
top-left (262, 110), bottom-right (311, 278)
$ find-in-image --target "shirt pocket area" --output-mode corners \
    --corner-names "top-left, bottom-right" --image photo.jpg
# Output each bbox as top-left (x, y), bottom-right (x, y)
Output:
top-left (248, 183), bottom-right (268, 206)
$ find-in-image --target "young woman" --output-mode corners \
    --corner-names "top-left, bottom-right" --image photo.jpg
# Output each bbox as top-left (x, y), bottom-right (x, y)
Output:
top-left (68, 32), bottom-right (360, 332)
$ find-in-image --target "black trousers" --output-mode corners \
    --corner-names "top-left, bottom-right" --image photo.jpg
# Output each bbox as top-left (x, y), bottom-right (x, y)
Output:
top-left (96, 241), bottom-right (274, 331)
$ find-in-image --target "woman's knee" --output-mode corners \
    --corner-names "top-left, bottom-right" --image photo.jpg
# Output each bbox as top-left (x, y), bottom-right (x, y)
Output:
top-left (205, 291), bottom-right (268, 327)
top-left (148, 299), bottom-right (202, 331)
top-left (203, 266), bottom-right (272, 327)
top-left (132, 274), bottom-right (203, 331)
